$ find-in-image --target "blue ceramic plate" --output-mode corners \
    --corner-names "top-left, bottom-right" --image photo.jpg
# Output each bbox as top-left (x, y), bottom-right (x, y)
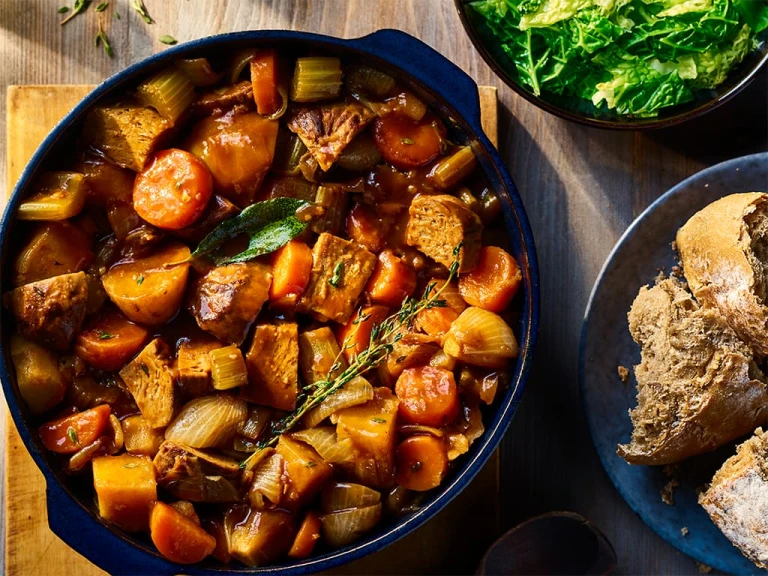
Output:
top-left (580, 153), bottom-right (768, 574)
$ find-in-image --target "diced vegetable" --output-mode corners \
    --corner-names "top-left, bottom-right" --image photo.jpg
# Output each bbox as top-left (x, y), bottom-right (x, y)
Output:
top-left (165, 394), bottom-right (248, 448)
top-left (18, 172), bottom-right (87, 221)
top-left (228, 510), bottom-right (295, 567)
top-left (202, 518), bottom-right (232, 563)
top-left (303, 376), bottom-right (374, 428)
top-left (276, 435), bottom-right (333, 510)
top-left (366, 250), bottom-right (417, 308)
top-left (429, 349), bottom-right (457, 372)
top-left (336, 305), bottom-right (389, 363)
top-left (13, 222), bottom-right (93, 287)
top-left (430, 146), bottom-right (477, 190)
top-left (133, 149), bottom-right (214, 230)
top-left (175, 57), bottom-right (222, 87)
top-left (250, 50), bottom-right (282, 116)
top-left (415, 306), bottom-right (458, 345)
top-left (242, 323), bottom-right (299, 411)
top-left (9, 334), bottom-right (67, 415)
top-left (136, 67), bottom-right (195, 125)
top-left (76, 157), bottom-right (135, 206)
top-left (249, 452), bottom-right (284, 509)
top-left (346, 203), bottom-right (386, 253)
top-left (102, 242), bottom-right (191, 325)
top-left (386, 91), bottom-right (428, 122)
top-left (477, 186), bottom-right (502, 224)
top-left (271, 130), bottom-right (309, 176)
top-left (395, 366), bottom-right (459, 427)
top-left (373, 114), bottom-right (442, 170)
top-left (288, 511), bottom-right (322, 559)
top-left (394, 435), bottom-right (448, 491)
top-left (269, 240), bottom-right (313, 307)
top-left (119, 339), bottom-right (176, 428)
top-left (310, 184), bottom-right (348, 235)
top-left (458, 366), bottom-right (502, 405)
top-left (291, 427), bottom-right (355, 465)
top-left (337, 133), bottom-right (382, 172)
top-left (237, 406), bottom-right (272, 441)
top-left (153, 441), bottom-right (242, 502)
top-left (210, 346), bottom-right (248, 390)
top-left (290, 57), bottom-right (342, 102)
top-left (345, 65), bottom-right (395, 98)
top-left (74, 308), bottom-right (149, 372)
top-left (93, 454), bottom-right (157, 532)
top-left (335, 387), bottom-right (399, 488)
top-left (170, 501), bottom-right (201, 525)
top-left (39, 404), bottom-right (111, 454)
top-left (458, 246), bottom-right (522, 313)
top-left (321, 503), bottom-right (382, 548)
top-left (321, 482), bottom-right (381, 513)
top-left (150, 501), bottom-right (217, 564)
top-left (298, 327), bottom-right (347, 385)
top-left (443, 306), bottom-right (519, 367)
top-left (123, 415), bottom-right (165, 457)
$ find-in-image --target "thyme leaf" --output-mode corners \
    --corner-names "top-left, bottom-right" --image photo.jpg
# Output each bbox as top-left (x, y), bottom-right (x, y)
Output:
top-left (159, 34), bottom-right (177, 45)
top-left (60, 0), bottom-right (89, 25)
top-left (131, 0), bottom-right (152, 24)
top-left (95, 19), bottom-right (113, 58)
top-left (66, 426), bottom-right (81, 447)
top-left (95, 2), bottom-right (108, 12)
top-left (97, 330), bottom-right (115, 340)
top-left (328, 262), bottom-right (344, 288)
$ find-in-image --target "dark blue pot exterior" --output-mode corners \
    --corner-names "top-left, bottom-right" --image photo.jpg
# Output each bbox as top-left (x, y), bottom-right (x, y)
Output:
top-left (0, 29), bottom-right (540, 574)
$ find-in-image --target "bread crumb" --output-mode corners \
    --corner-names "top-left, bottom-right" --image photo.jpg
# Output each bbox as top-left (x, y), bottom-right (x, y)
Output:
top-left (681, 526), bottom-right (689, 536)
top-left (618, 365), bottom-right (629, 383)
top-left (696, 562), bottom-right (712, 573)
top-left (661, 478), bottom-right (680, 505)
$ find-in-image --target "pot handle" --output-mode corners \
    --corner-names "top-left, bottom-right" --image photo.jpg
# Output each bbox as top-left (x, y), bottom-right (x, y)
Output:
top-left (348, 29), bottom-right (482, 129)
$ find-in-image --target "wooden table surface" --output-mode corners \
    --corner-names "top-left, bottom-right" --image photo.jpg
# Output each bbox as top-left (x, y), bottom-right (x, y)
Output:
top-left (0, 1), bottom-right (765, 574)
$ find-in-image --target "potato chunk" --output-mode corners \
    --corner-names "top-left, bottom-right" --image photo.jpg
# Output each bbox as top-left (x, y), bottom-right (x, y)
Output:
top-left (229, 510), bottom-right (295, 567)
top-left (119, 338), bottom-right (175, 428)
top-left (93, 454), bottom-right (157, 532)
top-left (335, 387), bottom-right (399, 488)
top-left (123, 414), bottom-right (165, 457)
top-left (276, 435), bottom-right (332, 510)
top-left (14, 222), bottom-right (93, 287)
top-left (102, 242), bottom-right (191, 325)
top-left (7, 271), bottom-right (88, 351)
top-left (242, 323), bottom-right (299, 410)
top-left (9, 334), bottom-right (66, 415)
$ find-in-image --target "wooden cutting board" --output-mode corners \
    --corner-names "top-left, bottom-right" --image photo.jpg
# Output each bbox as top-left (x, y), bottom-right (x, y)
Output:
top-left (4, 85), bottom-right (500, 575)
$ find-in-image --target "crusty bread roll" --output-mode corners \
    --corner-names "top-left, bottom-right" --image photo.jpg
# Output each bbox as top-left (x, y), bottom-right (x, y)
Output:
top-left (700, 428), bottom-right (768, 569)
top-left (618, 278), bottom-right (768, 465)
top-left (676, 192), bottom-right (768, 355)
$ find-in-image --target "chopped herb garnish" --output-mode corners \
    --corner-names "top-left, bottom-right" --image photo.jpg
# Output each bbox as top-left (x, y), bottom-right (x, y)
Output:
top-left (139, 363), bottom-right (150, 376)
top-left (66, 426), bottom-right (80, 447)
top-left (395, 355), bottom-right (407, 364)
top-left (123, 462), bottom-right (139, 469)
top-left (53, 260), bottom-right (62, 266)
top-left (95, 2), bottom-right (108, 12)
top-left (159, 34), bottom-right (177, 45)
top-left (58, 6), bottom-right (70, 13)
top-left (329, 262), bottom-right (344, 287)
top-left (371, 417), bottom-right (386, 424)
top-left (33, 286), bottom-right (45, 297)
top-left (95, 19), bottom-right (113, 58)
top-left (401, 137), bottom-right (415, 145)
top-left (60, 0), bottom-right (89, 25)
top-left (97, 330), bottom-right (115, 340)
top-left (113, 10), bottom-right (120, 19)
top-left (136, 274), bottom-right (144, 285)
top-left (411, 461), bottom-right (423, 472)
top-left (305, 460), bottom-right (317, 468)
top-left (131, 0), bottom-right (152, 24)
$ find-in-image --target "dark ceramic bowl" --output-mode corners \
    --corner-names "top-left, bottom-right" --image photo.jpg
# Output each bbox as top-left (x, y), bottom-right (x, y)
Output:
top-left (0, 30), bottom-right (539, 575)
top-left (454, 0), bottom-right (768, 130)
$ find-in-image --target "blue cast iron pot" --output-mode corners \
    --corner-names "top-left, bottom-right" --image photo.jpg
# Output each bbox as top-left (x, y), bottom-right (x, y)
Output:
top-left (0, 29), bottom-right (540, 574)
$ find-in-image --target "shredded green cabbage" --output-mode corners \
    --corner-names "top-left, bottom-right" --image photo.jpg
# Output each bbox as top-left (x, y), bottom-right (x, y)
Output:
top-left (469, 0), bottom-right (768, 117)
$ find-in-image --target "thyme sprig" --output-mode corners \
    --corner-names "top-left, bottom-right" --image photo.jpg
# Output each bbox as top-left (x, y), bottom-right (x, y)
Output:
top-left (60, 0), bottom-right (90, 25)
top-left (131, 0), bottom-right (152, 24)
top-left (239, 244), bottom-right (462, 470)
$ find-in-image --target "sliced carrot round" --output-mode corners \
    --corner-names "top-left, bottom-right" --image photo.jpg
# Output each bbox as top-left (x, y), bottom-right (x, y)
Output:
top-left (150, 502), bottom-right (217, 564)
top-left (458, 246), bottom-right (522, 313)
top-left (366, 249), bottom-right (417, 308)
top-left (74, 308), bottom-right (149, 371)
top-left (395, 435), bottom-right (448, 491)
top-left (395, 366), bottom-right (459, 427)
top-left (373, 114), bottom-right (442, 170)
top-left (39, 404), bottom-right (112, 454)
top-left (133, 149), bottom-right (213, 230)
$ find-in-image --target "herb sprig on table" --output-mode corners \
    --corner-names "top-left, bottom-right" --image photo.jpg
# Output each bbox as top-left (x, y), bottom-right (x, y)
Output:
top-left (239, 244), bottom-right (463, 471)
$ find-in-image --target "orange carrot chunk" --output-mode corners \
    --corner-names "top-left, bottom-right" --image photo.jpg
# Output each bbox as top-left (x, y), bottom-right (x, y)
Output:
top-left (269, 240), bottom-right (313, 307)
top-left (458, 246), bottom-right (522, 313)
top-left (133, 148), bottom-right (213, 230)
top-left (346, 203), bottom-right (386, 253)
top-left (250, 50), bottom-right (282, 116)
top-left (74, 308), bottom-right (149, 372)
top-left (150, 501), bottom-right (217, 565)
top-left (395, 366), bottom-right (459, 427)
top-left (366, 249), bottom-right (417, 308)
top-left (394, 435), bottom-right (449, 491)
top-left (288, 511), bottom-right (322, 559)
top-left (39, 404), bottom-right (111, 454)
top-left (336, 305), bottom-right (389, 363)
top-left (373, 114), bottom-right (442, 170)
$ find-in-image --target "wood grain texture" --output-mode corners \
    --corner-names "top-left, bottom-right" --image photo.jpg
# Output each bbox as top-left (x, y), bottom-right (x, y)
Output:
top-left (3, 84), bottom-right (500, 576)
top-left (0, 1), bottom-right (766, 574)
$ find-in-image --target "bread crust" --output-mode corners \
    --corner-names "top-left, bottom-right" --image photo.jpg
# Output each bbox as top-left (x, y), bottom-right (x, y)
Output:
top-left (618, 278), bottom-right (768, 465)
top-left (700, 428), bottom-right (768, 569)
top-left (676, 192), bottom-right (768, 355)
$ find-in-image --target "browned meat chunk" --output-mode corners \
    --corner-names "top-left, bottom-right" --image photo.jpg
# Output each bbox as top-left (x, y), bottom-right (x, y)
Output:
top-left (190, 81), bottom-right (254, 117)
top-left (242, 323), bottom-right (299, 411)
top-left (153, 440), bottom-right (242, 502)
top-left (286, 102), bottom-right (375, 171)
top-left (83, 103), bottom-right (171, 172)
top-left (118, 339), bottom-right (175, 428)
top-left (7, 272), bottom-right (88, 351)
top-left (177, 336), bottom-right (222, 398)
top-left (172, 195), bottom-right (239, 244)
top-left (297, 233), bottom-right (377, 323)
top-left (187, 262), bottom-right (272, 345)
top-left (406, 194), bottom-right (483, 272)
